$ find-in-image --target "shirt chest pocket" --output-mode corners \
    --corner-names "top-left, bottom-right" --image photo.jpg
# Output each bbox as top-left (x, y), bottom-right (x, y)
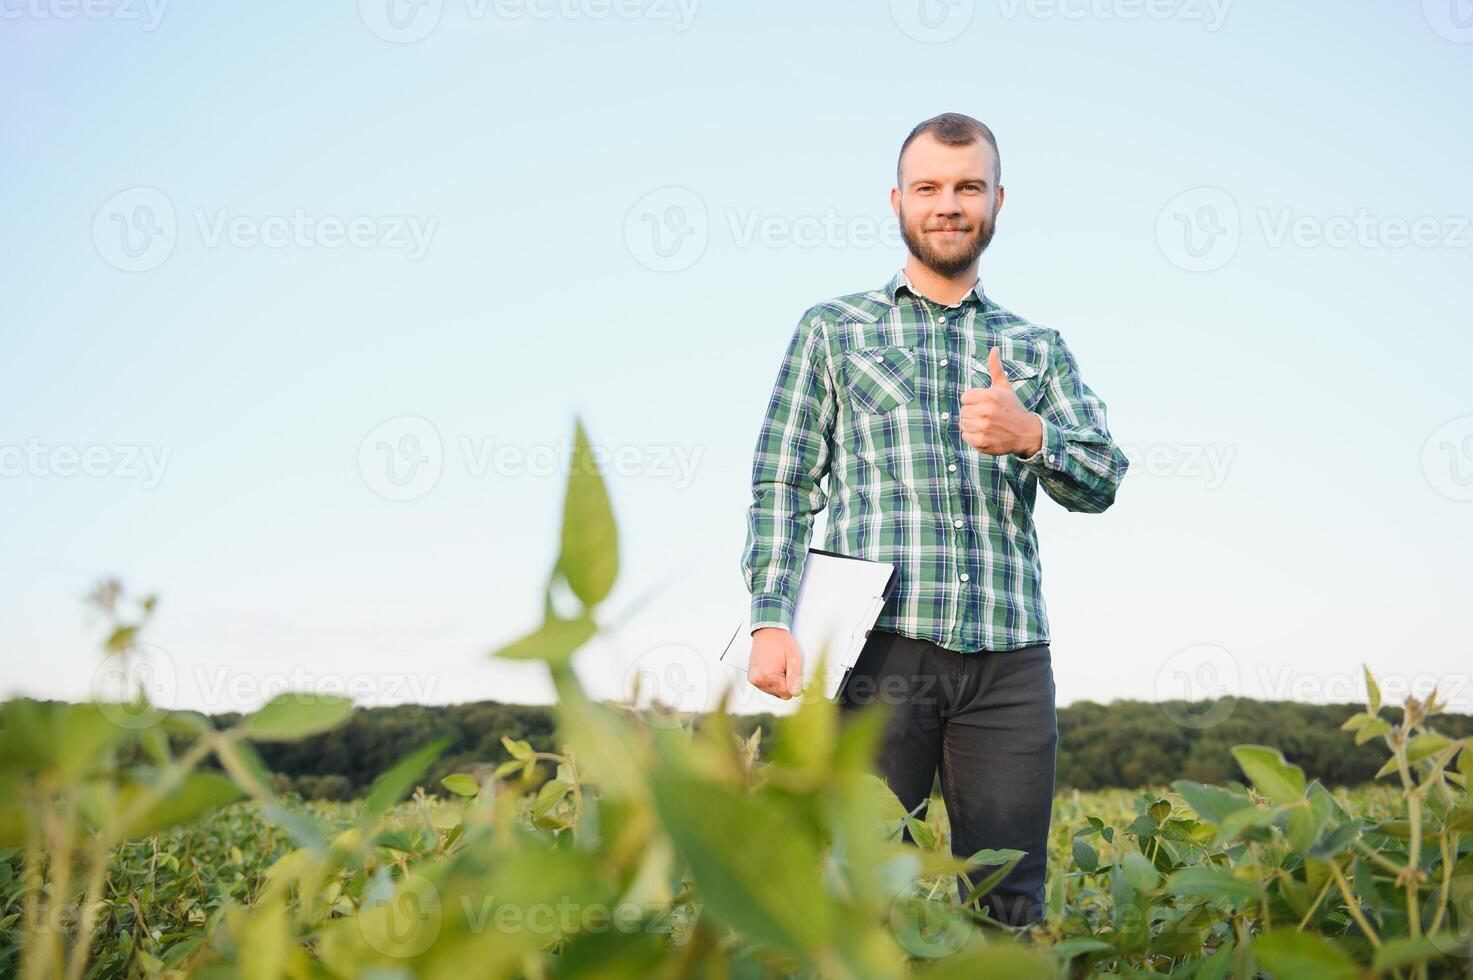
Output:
top-left (841, 345), bottom-right (918, 415)
top-left (967, 350), bottom-right (1045, 410)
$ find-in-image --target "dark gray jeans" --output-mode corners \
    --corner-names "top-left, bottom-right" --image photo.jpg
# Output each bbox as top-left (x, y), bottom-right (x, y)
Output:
top-left (837, 628), bottom-right (1058, 926)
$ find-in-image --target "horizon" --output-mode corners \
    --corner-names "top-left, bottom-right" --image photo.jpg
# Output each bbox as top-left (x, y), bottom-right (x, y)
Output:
top-left (3, 0), bottom-right (1470, 721)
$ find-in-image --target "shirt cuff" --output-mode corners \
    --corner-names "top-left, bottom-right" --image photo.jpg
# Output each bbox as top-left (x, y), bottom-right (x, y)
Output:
top-left (1016, 413), bottom-right (1064, 472)
top-left (749, 592), bottom-right (795, 633)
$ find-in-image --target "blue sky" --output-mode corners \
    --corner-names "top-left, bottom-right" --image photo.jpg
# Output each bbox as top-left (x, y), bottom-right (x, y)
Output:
top-left (3, 0), bottom-right (1471, 720)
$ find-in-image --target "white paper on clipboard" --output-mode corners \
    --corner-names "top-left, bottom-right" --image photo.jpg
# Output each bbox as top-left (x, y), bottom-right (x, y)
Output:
top-left (721, 548), bottom-right (899, 700)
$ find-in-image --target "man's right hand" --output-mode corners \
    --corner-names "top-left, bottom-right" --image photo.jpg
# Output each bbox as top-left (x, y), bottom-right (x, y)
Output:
top-left (748, 627), bottom-right (804, 699)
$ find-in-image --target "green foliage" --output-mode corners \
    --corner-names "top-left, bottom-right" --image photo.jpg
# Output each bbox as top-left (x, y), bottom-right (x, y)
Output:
top-left (4, 417), bottom-right (1472, 977)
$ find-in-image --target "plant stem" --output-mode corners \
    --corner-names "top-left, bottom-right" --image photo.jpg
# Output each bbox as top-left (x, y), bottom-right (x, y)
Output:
top-left (1296, 871), bottom-right (1336, 930)
top-left (1394, 747), bottom-right (1423, 940)
top-left (1427, 831), bottom-right (1457, 936)
top-left (1329, 858), bottom-right (1381, 950)
top-left (63, 842), bottom-right (110, 980)
top-left (22, 783), bottom-right (47, 980)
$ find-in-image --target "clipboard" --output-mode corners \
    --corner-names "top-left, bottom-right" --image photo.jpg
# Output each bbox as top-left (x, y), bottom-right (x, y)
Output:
top-left (721, 548), bottom-right (900, 700)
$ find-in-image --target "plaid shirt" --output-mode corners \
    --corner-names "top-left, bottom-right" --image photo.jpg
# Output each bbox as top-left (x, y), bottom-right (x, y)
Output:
top-left (740, 268), bottom-right (1128, 653)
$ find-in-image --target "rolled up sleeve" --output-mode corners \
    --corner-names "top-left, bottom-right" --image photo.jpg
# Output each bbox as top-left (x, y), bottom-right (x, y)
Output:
top-left (1015, 332), bottom-right (1128, 513)
top-left (740, 308), bottom-right (837, 632)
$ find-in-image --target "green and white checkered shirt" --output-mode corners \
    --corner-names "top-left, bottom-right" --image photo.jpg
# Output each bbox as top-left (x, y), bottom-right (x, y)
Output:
top-left (740, 268), bottom-right (1128, 653)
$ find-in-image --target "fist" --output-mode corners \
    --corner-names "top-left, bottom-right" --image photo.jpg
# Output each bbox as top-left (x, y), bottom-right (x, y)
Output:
top-left (748, 627), bottom-right (804, 699)
top-left (959, 347), bottom-right (1043, 456)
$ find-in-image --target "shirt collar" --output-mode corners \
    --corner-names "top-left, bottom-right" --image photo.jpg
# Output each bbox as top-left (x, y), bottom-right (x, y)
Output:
top-left (882, 268), bottom-right (987, 309)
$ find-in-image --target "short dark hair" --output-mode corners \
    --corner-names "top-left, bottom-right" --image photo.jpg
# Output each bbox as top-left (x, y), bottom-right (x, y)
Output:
top-left (897, 113), bottom-right (1000, 188)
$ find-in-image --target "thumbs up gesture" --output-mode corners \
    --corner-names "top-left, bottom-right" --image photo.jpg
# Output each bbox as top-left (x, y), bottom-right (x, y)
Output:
top-left (959, 347), bottom-right (1044, 456)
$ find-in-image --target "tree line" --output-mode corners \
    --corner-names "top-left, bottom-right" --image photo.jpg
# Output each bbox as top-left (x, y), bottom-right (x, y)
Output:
top-left (158, 696), bottom-right (1473, 799)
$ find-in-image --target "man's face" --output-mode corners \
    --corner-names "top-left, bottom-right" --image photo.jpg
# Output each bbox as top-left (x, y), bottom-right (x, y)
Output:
top-left (893, 133), bottom-right (1002, 277)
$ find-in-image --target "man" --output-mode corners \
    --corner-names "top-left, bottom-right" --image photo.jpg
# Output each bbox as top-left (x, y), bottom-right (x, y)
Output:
top-left (739, 113), bottom-right (1128, 926)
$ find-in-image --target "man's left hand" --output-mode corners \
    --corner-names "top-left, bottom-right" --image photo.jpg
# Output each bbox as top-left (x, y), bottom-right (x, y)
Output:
top-left (959, 347), bottom-right (1044, 456)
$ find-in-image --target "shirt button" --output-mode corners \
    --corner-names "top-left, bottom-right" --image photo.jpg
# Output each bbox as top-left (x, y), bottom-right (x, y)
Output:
top-left (940, 411), bottom-right (950, 421)
top-left (939, 358), bottom-right (948, 367)
top-left (937, 316), bottom-right (946, 324)
top-left (947, 463), bottom-right (957, 472)
top-left (874, 354), bottom-right (884, 362)
top-left (1047, 454), bottom-right (1057, 464)
top-left (959, 572), bottom-right (970, 582)
top-left (953, 519), bottom-right (964, 529)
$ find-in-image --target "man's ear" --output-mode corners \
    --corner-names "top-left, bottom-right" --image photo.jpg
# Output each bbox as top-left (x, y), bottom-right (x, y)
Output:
top-left (890, 186), bottom-right (901, 218)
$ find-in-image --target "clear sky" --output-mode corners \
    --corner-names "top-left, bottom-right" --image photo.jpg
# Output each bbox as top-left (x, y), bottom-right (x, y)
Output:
top-left (3, 0), bottom-right (1471, 722)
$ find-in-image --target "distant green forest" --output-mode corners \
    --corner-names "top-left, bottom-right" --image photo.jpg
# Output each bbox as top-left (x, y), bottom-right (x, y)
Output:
top-left (150, 697), bottom-right (1473, 800)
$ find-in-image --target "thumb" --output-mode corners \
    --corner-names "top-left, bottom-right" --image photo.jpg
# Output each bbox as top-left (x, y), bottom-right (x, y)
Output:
top-left (785, 648), bottom-right (803, 698)
top-left (987, 346), bottom-right (1012, 391)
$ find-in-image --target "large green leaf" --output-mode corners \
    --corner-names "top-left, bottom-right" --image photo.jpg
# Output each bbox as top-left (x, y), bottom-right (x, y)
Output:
top-left (916, 943), bottom-right (1054, 979)
top-left (362, 736), bottom-right (451, 819)
top-left (1373, 934), bottom-right (1458, 970)
top-left (1171, 779), bottom-right (1254, 825)
top-left (1071, 836), bottom-right (1099, 873)
top-left (491, 613), bottom-right (597, 667)
top-left (1231, 745), bottom-right (1305, 805)
top-left (557, 416), bottom-right (619, 608)
top-left (1164, 866), bottom-right (1263, 906)
top-left (441, 773), bottom-right (480, 797)
top-left (1121, 852), bottom-right (1161, 893)
top-left (244, 693), bottom-right (355, 742)
top-left (648, 770), bottom-right (834, 957)
top-left (1252, 929), bottom-right (1358, 980)
top-left (116, 770), bottom-right (244, 839)
top-left (1405, 732), bottom-right (1452, 764)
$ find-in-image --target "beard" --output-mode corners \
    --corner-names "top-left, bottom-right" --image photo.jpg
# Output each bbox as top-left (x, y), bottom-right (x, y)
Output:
top-left (899, 203), bottom-right (997, 277)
